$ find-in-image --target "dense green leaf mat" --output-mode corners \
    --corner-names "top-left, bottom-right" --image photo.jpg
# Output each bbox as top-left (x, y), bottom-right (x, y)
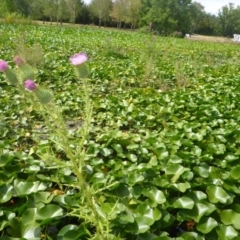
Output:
top-left (1, 24), bottom-right (240, 239)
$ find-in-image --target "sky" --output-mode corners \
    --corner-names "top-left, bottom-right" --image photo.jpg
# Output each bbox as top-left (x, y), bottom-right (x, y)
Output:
top-left (197, 0), bottom-right (240, 14)
top-left (83, 0), bottom-right (240, 15)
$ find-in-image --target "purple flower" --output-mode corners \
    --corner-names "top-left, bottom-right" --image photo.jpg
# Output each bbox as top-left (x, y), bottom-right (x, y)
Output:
top-left (0, 60), bottom-right (9, 72)
top-left (69, 52), bottom-right (88, 66)
top-left (14, 55), bottom-right (25, 66)
top-left (24, 80), bottom-right (37, 91)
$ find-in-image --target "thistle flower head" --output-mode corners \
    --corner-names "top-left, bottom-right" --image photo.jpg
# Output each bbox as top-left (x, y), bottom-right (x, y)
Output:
top-left (70, 52), bottom-right (88, 66)
top-left (14, 55), bottom-right (25, 66)
top-left (24, 79), bottom-right (37, 91)
top-left (0, 60), bottom-right (9, 72)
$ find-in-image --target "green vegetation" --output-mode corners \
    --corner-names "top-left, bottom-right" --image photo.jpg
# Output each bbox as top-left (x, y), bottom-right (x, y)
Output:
top-left (1, 23), bottom-right (240, 239)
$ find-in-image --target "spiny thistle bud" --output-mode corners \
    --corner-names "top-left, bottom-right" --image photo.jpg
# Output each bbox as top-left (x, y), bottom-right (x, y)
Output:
top-left (5, 68), bottom-right (19, 85)
top-left (13, 55), bottom-right (25, 67)
top-left (19, 63), bottom-right (36, 81)
top-left (35, 88), bottom-right (52, 104)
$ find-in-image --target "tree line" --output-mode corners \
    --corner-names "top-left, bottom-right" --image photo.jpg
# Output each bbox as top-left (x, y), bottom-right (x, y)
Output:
top-left (0, 0), bottom-right (240, 37)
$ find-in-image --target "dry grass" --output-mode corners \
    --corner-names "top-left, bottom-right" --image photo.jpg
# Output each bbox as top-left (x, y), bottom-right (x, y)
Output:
top-left (186, 34), bottom-right (234, 43)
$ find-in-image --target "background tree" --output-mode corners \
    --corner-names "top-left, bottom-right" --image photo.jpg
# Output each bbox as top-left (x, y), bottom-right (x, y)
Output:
top-left (110, 0), bottom-right (126, 28)
top-left (66, 0), bottom-right (82, 24)
top-left (218, 3), bottom-right (240, 37)
top-left (41, 0), bottom-right (57, 24)
top-left (124, 0), bottom-right (142, 29)
top-left (89, 0), bottom-right (111, 27)
top-left (189, 2), bottom-right (206, 33)
top-left (0, 0), bottom-right (15, 16)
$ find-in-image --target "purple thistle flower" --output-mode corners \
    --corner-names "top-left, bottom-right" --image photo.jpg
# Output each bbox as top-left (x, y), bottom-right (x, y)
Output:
top-left (0, 60), bottom-right (9, 72)
top-left (14, 55), bottom-right (25, 66)
top-left (24, 79), bottom-right (37, 91)
top-left (69, 52), bottom-right (88, 66)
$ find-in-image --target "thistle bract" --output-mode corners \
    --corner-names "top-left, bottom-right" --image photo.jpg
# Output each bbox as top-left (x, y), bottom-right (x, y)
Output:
top-left (35, 88), bottom-right (53, 104)
top-left (75, 64), bottom-right (88, 79)
top-left (5, 68), bottom-right (18, 85)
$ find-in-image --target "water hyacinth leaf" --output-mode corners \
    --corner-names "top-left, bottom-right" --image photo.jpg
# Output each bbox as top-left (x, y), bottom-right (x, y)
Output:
top-left (206, 186), bottom-right (231, 203)
top-left (207, 143), bottom-right (226, 155)
top-left (200, 200), bottom-right (217, 215)
top-left (173, 197), bottom-right (194, 209)
top-left (100, 148), bottom-right (113, 156)
top-left (119, 214), bottom-right (134, 223)
top-left (193, 166), bottom-right (209, 178)
top-left (0, 153), bottom-right (14, 167)
top-left (220, 210), bottom-right (240, 229)
top-left (58, 224), bottom-right (78, 236)
top-left (22, 224), bottom-right (41, 239)
top-left (160, 209), bottom-right (175, 229)
top-left (36, 204), bottom-right (64, 221)
top-left (154, 148), bottom-right (168, 159)
top-left (135, 216), bottom-right (151, 233)
top-left (128, 172), bottom-right (144, 186)
top-left (165, 164), bottom-right (189, 183)
top-left (230, 166), bottom-right (240, 179)
top-left (149, 155), bottom-right (158, 166)
top-left (127, 153), bottom-right (138, 162)
top-left (22, 208), bottom-right (38, 225)
top-left (192, 145), bottom-right (202, 157)
top-left (111, 144), bottom-right (123, 153)
top-left (54, 195), bottom-right (79, 207)
top-left (138, 233), bottom-right (158, 240)
top-left (178, 203), bottom-right (209, 222)
top-left (146, 188), bottom-right (166, 204)
top-left (196, 217), bottom-right (218, 234)
top-left (13, 180), bottom-right (47, 196)
top-left (171, 182), bottom-right (191, 192)
top-left (147, 207), bottom-right (162, 221)
top-left (180, 232), bottom-right (203, 240)
top-left (216, 225), bottom-right (238, 239)
top-left (0, 185), bottom-right (13, 203)
top-left (7, 217), bottom-right (41, 239)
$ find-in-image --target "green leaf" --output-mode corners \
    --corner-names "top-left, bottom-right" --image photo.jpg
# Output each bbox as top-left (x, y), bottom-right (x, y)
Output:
top-left (127, 153), bottom-right (138, 162)
top-left (36, 204), bottom-right (64, 222)
top-left (119, 214), bottom-right (134, 223)
top-left (216, 225), bottom-right (238, 239)
top-left (221, 209), bottom-right (240, 229)
top-left (230, 166), bottom-right (240, 179)
top-left (196, 217), bottom-right (218, 233)
top-left (135, 216), bottom-right (150, 233)
top-left (165, 164), bottom-right (189, 183)
top-left (13, 180), bottom-right (47, 196)
top-left (0, 153), bottom-right (14, 167)
top-left (206, 186), bottom-right (231, 204)
top-left (145, 188), bottom-right (166, 204)
top-left (171, 182), bottom-right (191, 192)
top-left (0, 184), bottom-right (12, 203)
top-left (173, 197), bottom-right (194, 209)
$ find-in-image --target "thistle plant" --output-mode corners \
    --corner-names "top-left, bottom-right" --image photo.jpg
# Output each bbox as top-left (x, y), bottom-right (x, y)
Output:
top-left (0, 53), bottom-right (118, 240)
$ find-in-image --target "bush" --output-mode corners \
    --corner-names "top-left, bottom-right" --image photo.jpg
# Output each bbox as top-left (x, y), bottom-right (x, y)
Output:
top-left (3, 12), bottom-right (33, 25)
top-left (171, 31), bottom-right (183, 38)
